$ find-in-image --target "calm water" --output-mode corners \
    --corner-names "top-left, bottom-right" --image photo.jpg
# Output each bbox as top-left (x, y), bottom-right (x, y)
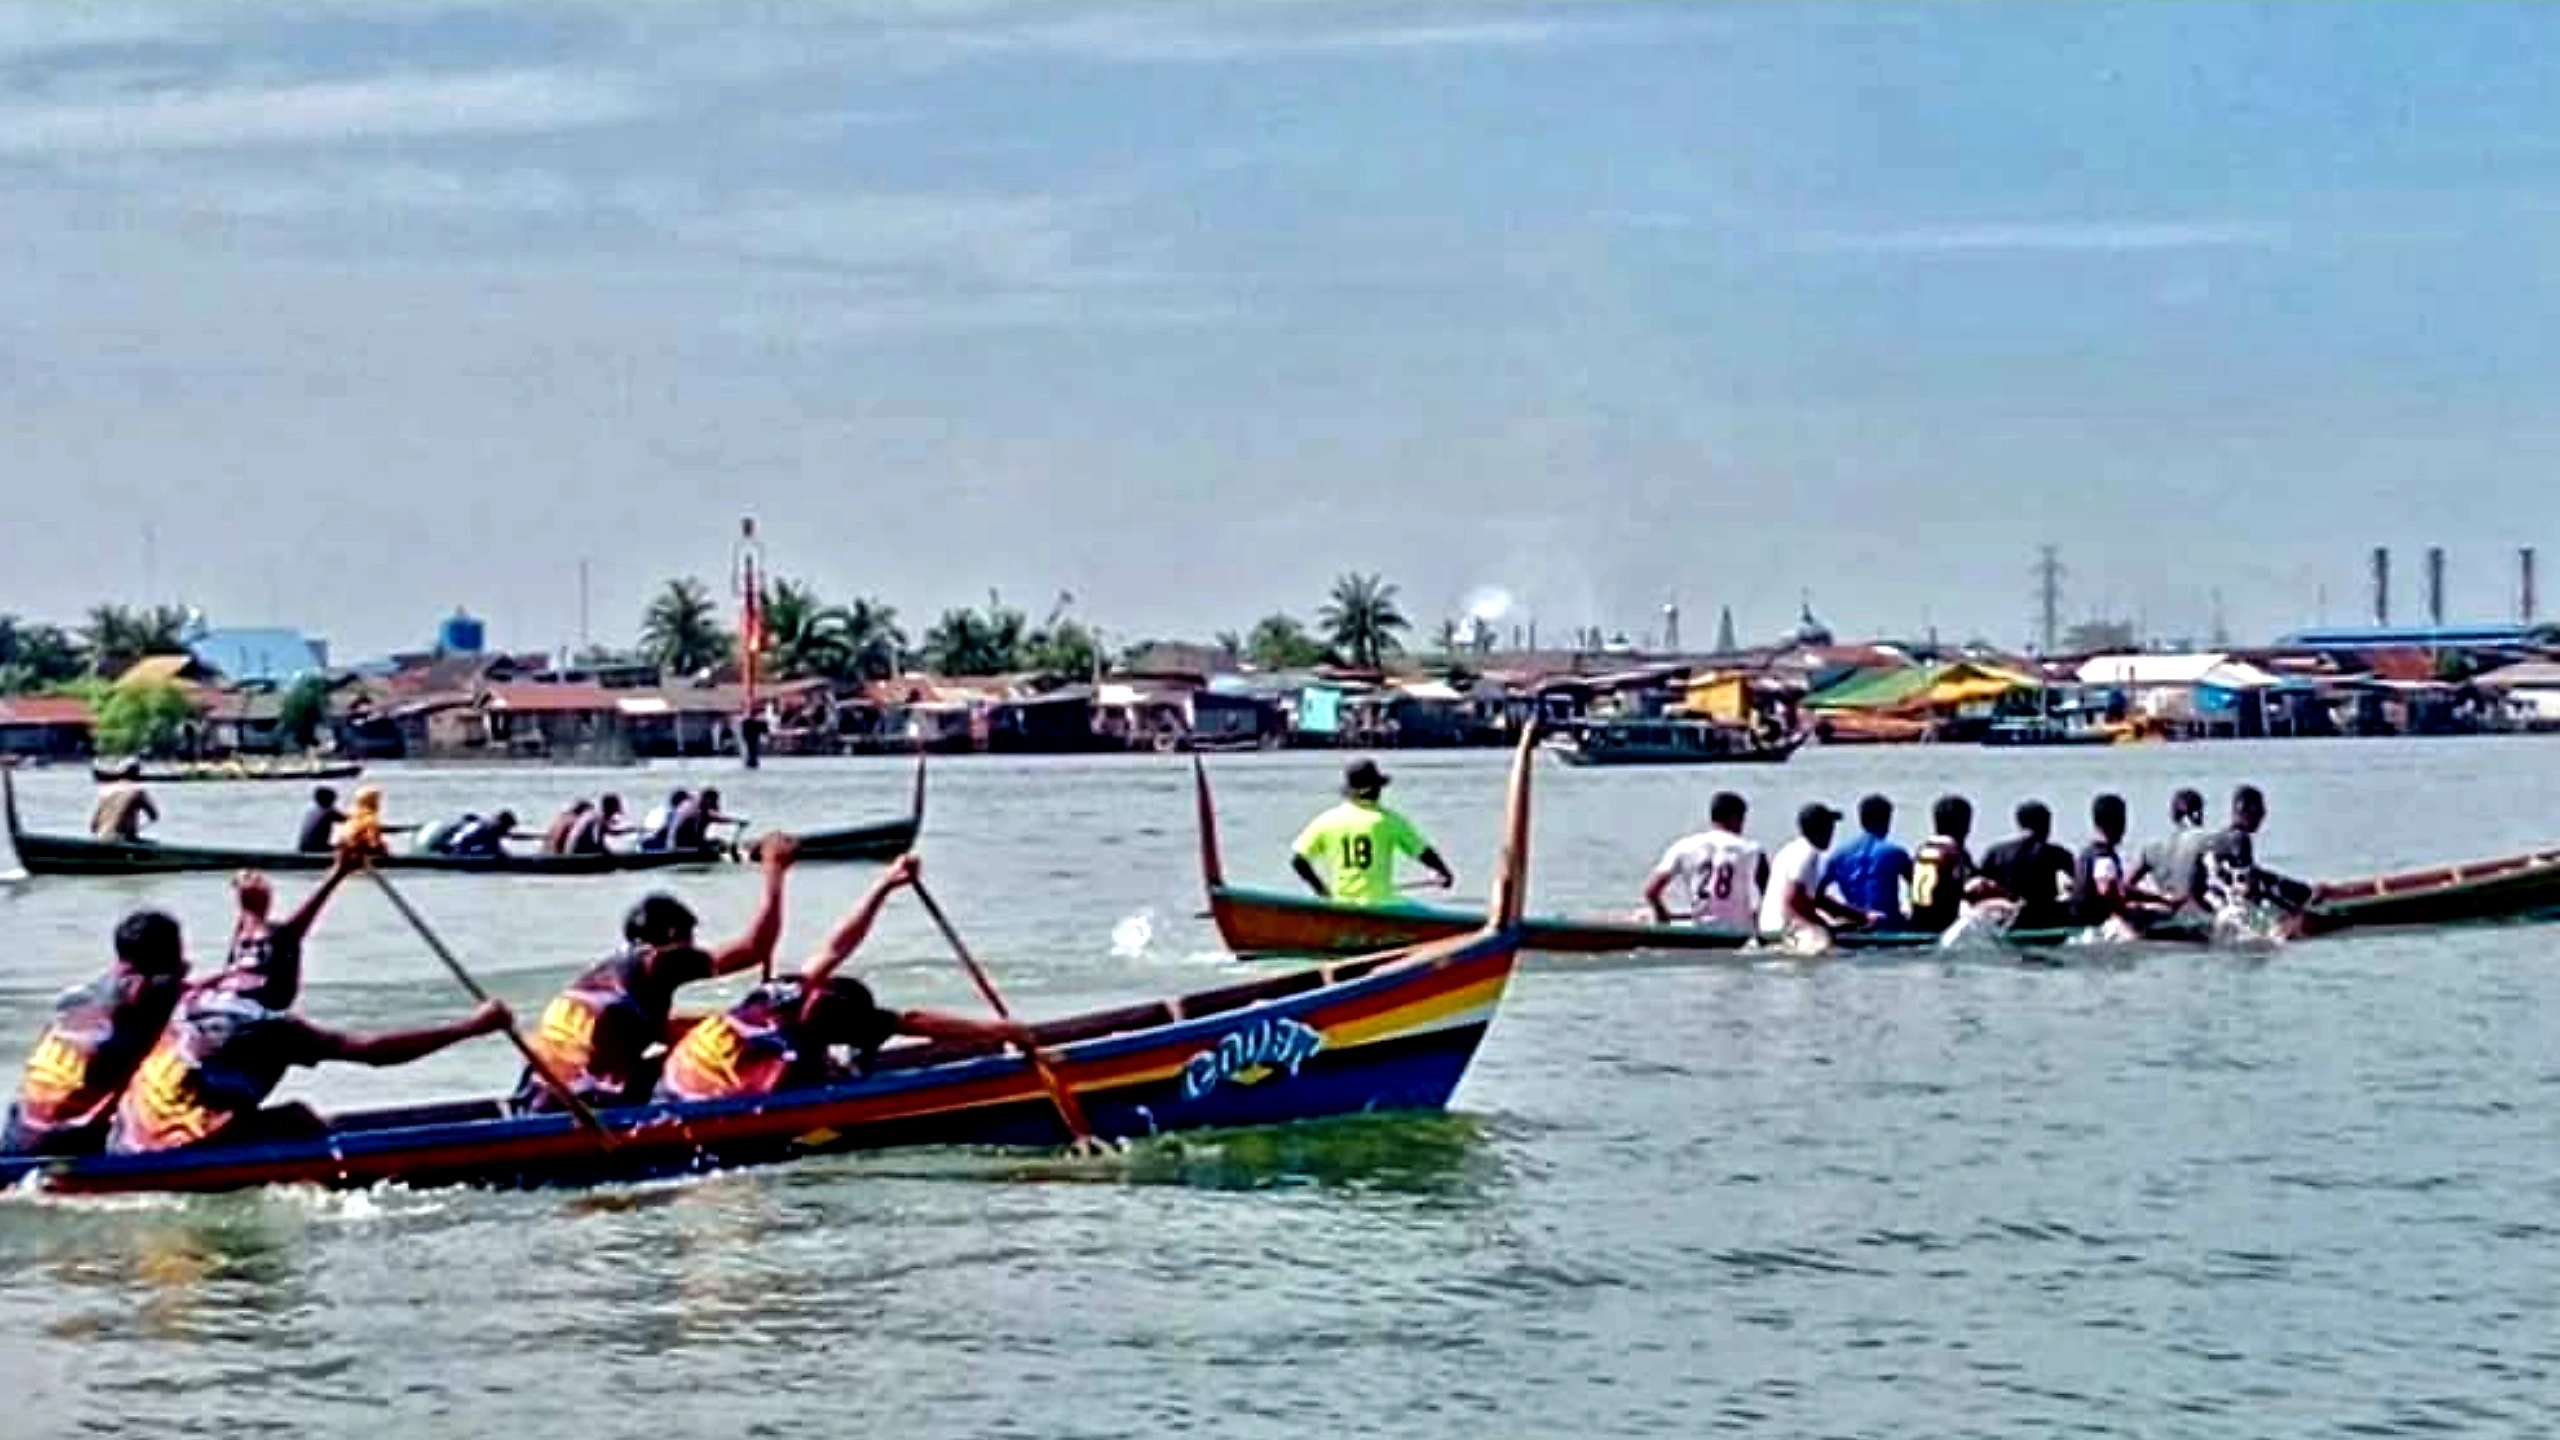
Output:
top-left (1, 740), bottom-right (2556, 1438)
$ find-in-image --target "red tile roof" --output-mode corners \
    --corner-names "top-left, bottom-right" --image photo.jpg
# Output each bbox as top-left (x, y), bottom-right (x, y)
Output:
top-left (481, 682), bottom-right (621, 714)
top-left (0, 697), bottom-right (94, 727)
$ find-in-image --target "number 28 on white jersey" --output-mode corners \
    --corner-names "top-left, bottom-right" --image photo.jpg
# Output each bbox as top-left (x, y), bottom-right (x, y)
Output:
top-left (1659, 830), bottom-right (1763, 930)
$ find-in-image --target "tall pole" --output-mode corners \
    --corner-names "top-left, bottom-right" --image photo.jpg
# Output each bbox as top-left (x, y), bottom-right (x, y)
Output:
top-left (577, 557), bottom-right (591, 655)
top-left (2035, 545), bottom-right (2064, 655)
top-left (733, 517), bottom-right (764, 770)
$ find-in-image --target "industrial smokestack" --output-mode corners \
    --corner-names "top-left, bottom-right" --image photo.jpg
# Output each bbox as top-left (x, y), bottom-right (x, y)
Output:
top-left (2426, 546), bottom-right (2446, 627)
top-left (2523, 547), bottom-right (2538, 624)
top-left (2371, 547), bottom-right (2391, 626)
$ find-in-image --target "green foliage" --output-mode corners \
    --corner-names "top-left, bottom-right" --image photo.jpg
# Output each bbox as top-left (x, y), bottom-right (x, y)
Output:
top-left (1319, 573), bottom-right (1408, 670)
top-left (1245, 613), bottom-right (1334, 671)
top-left (277, 675), bottom-right (332, 750)
top-left (0, 616), bottom-right (86, 694)
top-left (758, 577), bottom-right (856, 681)
top-left (1022, 618), bottom-right (1102, 679)
top-left (95, 677), bottom-right (197, 757)
top-left (82, 604), bottom-right (191, 677)
top-left (919, 604), bottom-right (1027, 676)
top-left (640, 577), bottom-right (734, 677)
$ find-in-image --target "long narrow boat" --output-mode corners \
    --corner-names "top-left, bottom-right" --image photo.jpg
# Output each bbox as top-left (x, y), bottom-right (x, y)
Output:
top-left (0, 731), bottom-right (1539, 1195)
top-left (1192, 755), bottom-right (2560, 958)
top-left (1547, 719), bottom-right (1805, 767)
top-left (92, 759), bottom-right (365, 784)
top-left (3, 757), bottom-right (924, 876)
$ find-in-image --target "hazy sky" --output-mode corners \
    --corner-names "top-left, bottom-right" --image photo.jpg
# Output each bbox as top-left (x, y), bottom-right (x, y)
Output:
top-left (6, 1), bottom-right (2560, 660)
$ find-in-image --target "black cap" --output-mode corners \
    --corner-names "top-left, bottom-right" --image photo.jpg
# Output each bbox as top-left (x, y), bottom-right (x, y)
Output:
top-left (1344, 758), bottom-right (1390, 794)
top-left (623, 893), bottom-right (699, 947)
top-left (1799, 801), bottom-right (1842, 831)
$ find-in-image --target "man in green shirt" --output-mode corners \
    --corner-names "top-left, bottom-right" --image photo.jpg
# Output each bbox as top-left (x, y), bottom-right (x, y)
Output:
top-left (1289, 759), bottom-right (1456, 906)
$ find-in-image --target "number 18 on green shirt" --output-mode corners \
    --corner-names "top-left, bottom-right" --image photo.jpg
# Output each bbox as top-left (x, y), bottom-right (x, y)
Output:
top-left (1291, 801), bottom-right (1431, 906)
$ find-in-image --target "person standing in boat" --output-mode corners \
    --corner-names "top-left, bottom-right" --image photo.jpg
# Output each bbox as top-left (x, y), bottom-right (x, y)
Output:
top-left (1822, 793), bottom-right (1914, 930)
top-left (2128, 788), bottom-right (2211, 909)
top-left (1980, 801), bottom-right (2078, 933)
top-left (1289, 758), bottom-right (1455, 906)
top-left (1758, 803), bottom-right (1868, 951)
top-left (295, 786), bottom-right (346, 854)
top-left (1643, 791), bottom-right (1766, 930)
top-left (89, 760), bottom-right (159, 843)
top-left (658, 854), bottom-right (1027, 1102)
top-left (1, 910), bottom-right (192, 1156)
top-left (516, 834), bottom-right (800, 1110)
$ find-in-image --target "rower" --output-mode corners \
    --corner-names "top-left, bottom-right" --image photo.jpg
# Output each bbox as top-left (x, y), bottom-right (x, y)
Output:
top-left (543, 800), bottom-right (592, 856)
top-left (446, 810), bottom-right (521, 859)
top-left (90, 760), bottom-right (158, 843)
top-left (657, 855), bottom-right (1024, 1103)
top-left (667, 788), bottom-right (735, 852)
top-left (565, 793), bottom-right (627, 855)
top-left (1980, 801), bottom-right (2077, 932)
top-left (1822, 793), bottom-right (1914, 930)
top-left (224, 856), bottom-right (357, 1010)
top-left (1908, 795), bottom-right (1997, 933)
top-left (1288, 758), bottom-right (1455, 906)
top-left (638, 789), bottom-right (690, 853)
top-left (517, 834), bottom-right (800, 1110)
top-left (1, 911), bottom-right (192, 1156)
top-left (1643, 790), bottom-right (1766, 929)
top-left (2129, 789), bottom-right (2210, 909)
top-left (2191, 784), bottom-right (2319, 916)
top-left (1758, 802), bottom-right (1868, 950)
top-left (335, 785), bottom-right (387, 854)
top-left (2073, 793), bottom-right (2161, 935)
top-left (109, 988), bottom-right (509, 1156)
top-left (296, 785), bottom-right (346, 854)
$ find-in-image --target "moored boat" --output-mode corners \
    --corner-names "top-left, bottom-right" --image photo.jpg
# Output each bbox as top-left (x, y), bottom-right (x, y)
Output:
top-left (0, 731), bottom-right (1540, 1195)
top-left (3, 758), bottom-right (924, 876)
top-left (1548, 718), bottom-right (1804, 767)
top-left (91, 758), bottom-right (365, 784)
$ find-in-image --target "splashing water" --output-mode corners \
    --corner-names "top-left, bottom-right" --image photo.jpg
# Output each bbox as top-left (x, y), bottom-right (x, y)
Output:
top-left (1109, 911), bottom-right (1154, 959)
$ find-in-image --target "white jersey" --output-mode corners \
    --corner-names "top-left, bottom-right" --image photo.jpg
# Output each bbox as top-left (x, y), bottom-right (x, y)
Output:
top-left (1760, 836), bottom-right (1830, 937)
top-left (1654, 829), bottom-right (1763, 930)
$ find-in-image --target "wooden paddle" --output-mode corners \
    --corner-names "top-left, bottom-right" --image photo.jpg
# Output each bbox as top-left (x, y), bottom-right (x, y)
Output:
top-left (907, 875), bottom-right (1102, 1155)
top-left (359, 861), bottom-right (615, 1145)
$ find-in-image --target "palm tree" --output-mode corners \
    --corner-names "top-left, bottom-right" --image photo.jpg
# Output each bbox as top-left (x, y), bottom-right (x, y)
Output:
top-left (842, 597), bottom-right (908, 681)
top-left (0, 616), bottom-right (87, 694)
top-left (639, 577), bottom-right (733, 677)
top-left (82, 603), bottom-right (191, 677)
top-left (1245, 613), bottom-right (1332, 671)
top-left (920, 603), bottom-right (1029, 676)
top-left (1319, 573), bottom-right (1409, 670)
top-left (757, 578), bottom-right (856, 680)
top-left (1213, 630), bottom-right (1244, 667)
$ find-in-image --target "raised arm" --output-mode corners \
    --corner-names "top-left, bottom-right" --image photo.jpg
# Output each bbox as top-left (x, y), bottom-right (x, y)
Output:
top-left (275, 853), bottom-right (358, 942)
top-left (800, 854), bottom-right (920, 989)
top-left (709, 835), bottom-right (799, 977)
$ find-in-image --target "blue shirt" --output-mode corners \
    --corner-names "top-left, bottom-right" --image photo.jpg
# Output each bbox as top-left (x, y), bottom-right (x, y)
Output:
top-left (1824, 833), bottom-right (1913, 924)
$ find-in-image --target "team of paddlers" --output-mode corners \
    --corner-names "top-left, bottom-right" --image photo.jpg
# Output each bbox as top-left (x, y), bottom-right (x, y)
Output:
top-left (0, 836), bottom-right (1022, 1159)
top-left (1282, 756), bottom-right (2313, 951)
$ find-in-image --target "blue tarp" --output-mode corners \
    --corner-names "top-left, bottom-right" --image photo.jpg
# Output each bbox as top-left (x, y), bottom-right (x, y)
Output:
top-left (1297, 687), bottom-right (1343, 735)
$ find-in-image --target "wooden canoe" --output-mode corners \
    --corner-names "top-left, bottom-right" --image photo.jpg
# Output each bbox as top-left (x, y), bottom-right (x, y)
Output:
top-left (1547, 721), bottom-right (1806, 768)
top-left (92, 759), bottom-right (365, 784)
top-left (1190, 755), bottom-right (2560, 958)
top-left (0, 728), bottom-right (1543, 1195)
top-left (3, 757), bottom-right (924, 876)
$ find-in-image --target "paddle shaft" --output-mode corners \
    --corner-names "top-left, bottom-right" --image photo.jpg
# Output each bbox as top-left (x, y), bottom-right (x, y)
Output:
top-left (360, 864), bottom-right (614, 1143)
top-left (907, 877), bottom-right (1098, 1146)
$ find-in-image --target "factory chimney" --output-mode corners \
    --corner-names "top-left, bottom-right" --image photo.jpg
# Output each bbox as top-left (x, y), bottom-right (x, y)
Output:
top-left (2426, 546), bottom-right (2446, 628)
top-left (2370, 547), bottom-right (2390, 627)
top-left (2523, 547), bottom-right (2539, 624)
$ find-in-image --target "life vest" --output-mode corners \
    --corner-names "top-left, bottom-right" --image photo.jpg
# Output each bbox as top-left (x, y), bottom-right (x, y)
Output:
top-left (109, 989), bottom-right (300, 1154)
top-left (5, 970), bottom-right (182, 1150)
top-left (529, 946), bottom-right (676, 1098)
top-left (657, 982), bottom-right (811, 1102)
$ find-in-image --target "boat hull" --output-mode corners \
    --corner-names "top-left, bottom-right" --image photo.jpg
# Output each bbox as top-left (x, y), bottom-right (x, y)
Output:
top-left (0, 927), bottom-right (1519, 1196)
top-left (93, 761), bottom-right (365, 784)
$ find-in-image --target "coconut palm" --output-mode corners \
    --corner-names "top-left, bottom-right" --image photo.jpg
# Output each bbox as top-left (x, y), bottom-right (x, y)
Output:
top-left (1245, 613), bottom-right (1332, 671)
top-left (919, 605), bottom-right (1028, 676)
top-left (639, 577), bottom-right (734, 677)
top-left (0, 616), bottom-right (86, 694)
top-left (1319, 573), bottom-right (1409, 670)
top-left (757, 578), bottom-right (857, 680)
top-left (82, 604), bottom-right (191, 677)
top-left (842, 596), bottom-right (908, 681)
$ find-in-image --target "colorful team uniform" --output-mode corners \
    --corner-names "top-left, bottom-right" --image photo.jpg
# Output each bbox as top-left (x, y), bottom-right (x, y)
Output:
top-left (656, 979), bottom-right (894, 1103)
top-left (3, 969), bottom-right (185, 1155)
top-left (523, 943), bottom-right (714, 1106)
top-left (1908, 837), bottom-right (1975, 932)
top-left (109, 988), bottom-right (327, 1154)
top-left (1652, 829), bottom-right (1764, 930)
top-left (1292, 801), bottom-right (1431, 907)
